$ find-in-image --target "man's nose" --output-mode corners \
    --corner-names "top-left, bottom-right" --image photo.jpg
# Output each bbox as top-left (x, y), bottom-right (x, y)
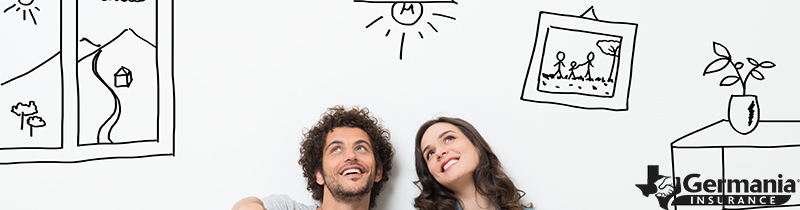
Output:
top-left (345, 148), bottom-right (357, 161)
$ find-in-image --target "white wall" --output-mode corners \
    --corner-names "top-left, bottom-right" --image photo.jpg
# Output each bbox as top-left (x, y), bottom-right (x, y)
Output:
top-left (1, 0), bottom-right (799, 209)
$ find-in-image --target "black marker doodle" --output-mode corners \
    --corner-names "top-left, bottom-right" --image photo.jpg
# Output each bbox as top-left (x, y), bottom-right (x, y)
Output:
top-left (77, 0), bottom-right (173, 148)
top-left (521, 6), bottom-right (638, 111)
top-left (3, 0), bottom-right (41, 25)
top-left (357, 0), bottom-right (457, 60)
top-left (670, 119), bottom-right (800, 210)
top-left (10, 101), bottom-right (38, 131)
top-left (27, 115), bottom-right (46, 137)
top-left (1, 0), bottom-right (62, 152)
top-left (0, 0), bottom-right (174, 165)
top-left (702, 42), bottom-right (777, 135)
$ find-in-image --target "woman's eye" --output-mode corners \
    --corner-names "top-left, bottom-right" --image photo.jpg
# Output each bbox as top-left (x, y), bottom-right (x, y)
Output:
top-left (426, 151), bottom-right (434, 160)
top-left (444, 136), bottom-right (455, 143)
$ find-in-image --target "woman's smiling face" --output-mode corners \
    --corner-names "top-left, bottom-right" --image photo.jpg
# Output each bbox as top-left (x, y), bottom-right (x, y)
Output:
top-left (419, 122), bottom-right (481, 189)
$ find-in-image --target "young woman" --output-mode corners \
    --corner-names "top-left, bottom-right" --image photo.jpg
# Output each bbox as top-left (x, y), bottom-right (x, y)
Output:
top-left (413, 117), bottom-right (534, 210)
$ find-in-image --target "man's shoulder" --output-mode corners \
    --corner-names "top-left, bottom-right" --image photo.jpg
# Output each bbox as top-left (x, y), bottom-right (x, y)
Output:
top-left (261, 194), bottom-right (317, 210)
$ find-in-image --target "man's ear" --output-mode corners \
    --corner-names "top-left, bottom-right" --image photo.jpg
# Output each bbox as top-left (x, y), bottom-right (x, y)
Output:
top-left (374, 164), bottom-right (383, 183)
top-left (315, 169), bottom-right (324, 185)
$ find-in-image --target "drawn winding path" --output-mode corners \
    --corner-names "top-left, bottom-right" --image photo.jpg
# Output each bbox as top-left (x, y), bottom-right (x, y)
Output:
top-left (90, 49), bottom-right (122, 143)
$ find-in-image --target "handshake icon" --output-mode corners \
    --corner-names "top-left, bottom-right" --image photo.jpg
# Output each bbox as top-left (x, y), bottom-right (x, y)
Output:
top-left (636, 165), bottom-right (679, 210)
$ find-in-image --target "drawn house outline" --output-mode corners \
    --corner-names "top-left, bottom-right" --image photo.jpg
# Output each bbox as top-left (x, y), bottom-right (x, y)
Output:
top-left (114, 66), bottom-right (133, 88)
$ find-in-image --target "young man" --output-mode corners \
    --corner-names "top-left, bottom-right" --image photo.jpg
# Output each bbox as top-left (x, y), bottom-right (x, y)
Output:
top-left (233, 105), bottom-right (395, 210)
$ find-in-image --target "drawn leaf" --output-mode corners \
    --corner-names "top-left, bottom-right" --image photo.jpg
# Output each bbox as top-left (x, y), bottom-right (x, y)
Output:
top-left (751, 70), bottom-right (765, 80)
top-left (734, 62), bottom-right (744, 70)
top-left (713, 42), bottom-right (731, 58)
top-left (747, 57), bottom-right (758, 66)
top-left (719, 76), bottom-right (740, 86)
top-left (703, 58), bottom-right (729, 75)
top-left (760, 61), bottom-right (776, 68)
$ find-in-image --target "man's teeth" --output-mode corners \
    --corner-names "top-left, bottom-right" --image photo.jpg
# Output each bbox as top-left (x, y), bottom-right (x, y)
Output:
top-left (341, 168), bottom-right (362, 176)
top-left (443, 159), bottom-right (458, 171)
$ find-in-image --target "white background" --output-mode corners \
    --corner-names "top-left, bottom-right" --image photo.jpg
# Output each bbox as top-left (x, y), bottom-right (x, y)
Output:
top-left (1, 0), bottom-right (800, 209)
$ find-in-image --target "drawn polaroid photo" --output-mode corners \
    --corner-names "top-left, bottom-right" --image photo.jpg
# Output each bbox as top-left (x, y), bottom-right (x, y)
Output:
top-left (521, 7), bottom-right (638, 111)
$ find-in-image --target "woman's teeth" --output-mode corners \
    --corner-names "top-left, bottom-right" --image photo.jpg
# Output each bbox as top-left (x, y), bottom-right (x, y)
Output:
top-left (443, 159), bottom-right (458, 171)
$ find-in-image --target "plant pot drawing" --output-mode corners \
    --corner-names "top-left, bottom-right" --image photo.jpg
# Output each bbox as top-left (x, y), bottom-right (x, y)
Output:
top-left (727, 95), bottom-right (759, 135)
top-left (703, 42), bottom-right (776, 135)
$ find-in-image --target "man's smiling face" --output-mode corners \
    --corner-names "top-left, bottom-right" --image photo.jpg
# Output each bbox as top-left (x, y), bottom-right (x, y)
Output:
top-left (316, 127), bottom-right (383, 203)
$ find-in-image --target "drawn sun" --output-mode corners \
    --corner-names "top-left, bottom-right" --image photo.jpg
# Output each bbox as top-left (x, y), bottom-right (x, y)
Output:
top-left (359, 0), bottom-right (458, 60)
top-left (3, 0), bottom-right (41, 25)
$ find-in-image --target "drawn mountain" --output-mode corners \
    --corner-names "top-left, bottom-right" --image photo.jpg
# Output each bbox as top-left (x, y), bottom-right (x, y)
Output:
top-left (77, 28), bottom-right (158, 144)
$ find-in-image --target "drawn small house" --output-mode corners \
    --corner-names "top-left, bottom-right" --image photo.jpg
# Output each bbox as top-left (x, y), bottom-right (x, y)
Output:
top-left (114, 66), bottom-right (133, 88)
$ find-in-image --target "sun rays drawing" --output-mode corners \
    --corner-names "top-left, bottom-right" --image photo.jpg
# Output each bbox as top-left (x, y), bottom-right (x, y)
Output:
top-left (357, 0), bottom-right (458, 60)
top-left (4, 0), bottom-right (41, 25)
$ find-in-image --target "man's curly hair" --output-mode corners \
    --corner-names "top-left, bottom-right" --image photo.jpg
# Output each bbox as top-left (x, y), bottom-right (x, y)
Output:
top-left (298, 105), bottom-right (394, 209)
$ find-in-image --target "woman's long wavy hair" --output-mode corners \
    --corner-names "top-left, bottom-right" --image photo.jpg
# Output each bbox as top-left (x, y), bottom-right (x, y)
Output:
top-left (413, 117), bottom-right (532, 210)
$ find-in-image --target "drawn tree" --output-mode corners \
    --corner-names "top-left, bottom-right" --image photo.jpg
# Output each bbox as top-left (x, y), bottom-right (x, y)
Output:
top-left (27, 116), bottom-right (46, 137)
top-left (11, 101), bottom-right (38, 130)
top-left (596, 40), bottom-right (621, 81)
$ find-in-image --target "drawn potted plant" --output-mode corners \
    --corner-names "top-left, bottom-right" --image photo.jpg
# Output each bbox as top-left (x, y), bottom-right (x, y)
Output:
top-left (703, 42), bottom-right (776, 135)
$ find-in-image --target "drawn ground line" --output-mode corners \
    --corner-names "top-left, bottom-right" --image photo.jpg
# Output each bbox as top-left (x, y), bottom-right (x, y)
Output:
top-left (1, 51), bottom-right (61, 86)
top-left (0, 153), bottom-right (174, 165)
top-left (78, 139), bottom-right (158, 147)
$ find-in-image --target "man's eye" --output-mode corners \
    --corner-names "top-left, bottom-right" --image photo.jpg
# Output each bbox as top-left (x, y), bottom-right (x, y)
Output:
top-left (356, 146), bottom-right (366, 151)
top-left (332, 147), bottom-right (341, 153)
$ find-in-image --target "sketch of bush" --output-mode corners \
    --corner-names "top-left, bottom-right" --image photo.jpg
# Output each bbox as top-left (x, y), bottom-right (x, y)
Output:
top-left (10, 101), bottom-right (38, 131)
top-left (26, 116), bottom-right (46, 137)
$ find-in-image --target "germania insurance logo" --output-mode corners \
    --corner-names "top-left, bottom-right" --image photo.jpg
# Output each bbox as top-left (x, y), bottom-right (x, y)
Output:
top-left (636, 165), bottom-right (797, 210)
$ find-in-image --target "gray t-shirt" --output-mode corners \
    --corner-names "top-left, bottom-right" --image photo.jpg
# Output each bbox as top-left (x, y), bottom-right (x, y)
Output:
top-left (261, 194), bottom-right (318, 210)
